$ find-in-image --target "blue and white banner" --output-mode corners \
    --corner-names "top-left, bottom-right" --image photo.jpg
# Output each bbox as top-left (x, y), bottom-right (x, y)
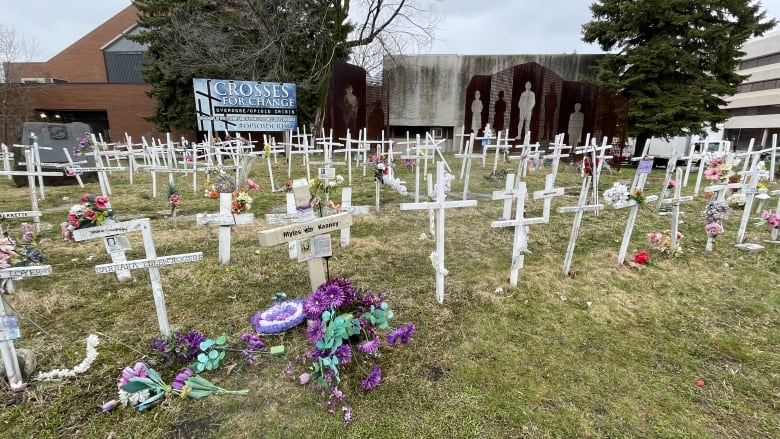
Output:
top-left (193, 78), bottom-right (298, 132)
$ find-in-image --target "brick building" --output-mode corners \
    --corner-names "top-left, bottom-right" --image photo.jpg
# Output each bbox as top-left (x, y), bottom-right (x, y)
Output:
top-left (3, 4), bottom-right (178, 143)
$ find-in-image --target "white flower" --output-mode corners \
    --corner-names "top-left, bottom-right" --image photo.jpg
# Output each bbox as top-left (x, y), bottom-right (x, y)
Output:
top-left (118, 389), bottom-right (151, 408)
top-left (603, 182), bottom-right (629, 206)
top-left (36, 334), bottom-right (100, 381)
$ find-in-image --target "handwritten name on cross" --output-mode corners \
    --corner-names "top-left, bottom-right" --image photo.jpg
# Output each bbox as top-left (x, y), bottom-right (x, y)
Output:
top-left (557, 176), bottom-right (603, 275)
top-left (613, 160), bottom-right (659, 264)
top-left (74, 219), bottom-right (202, 336)
top-left (1, 265), bottom-right (52, 390)
top-left (196, 192), bottom-right (255, 265)
top-left (491, 182), bottom-right (546, 286)
top-left (258, 212), bottom-right (353, 290)
top-left (400, 161), bottom-right (477, 304)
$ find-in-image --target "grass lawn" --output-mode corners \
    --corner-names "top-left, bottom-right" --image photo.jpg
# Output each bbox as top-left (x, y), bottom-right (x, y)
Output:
top-left (0, 152), bottom-right (778, 438)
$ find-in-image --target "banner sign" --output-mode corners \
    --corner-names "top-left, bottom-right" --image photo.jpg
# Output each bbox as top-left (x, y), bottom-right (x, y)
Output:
top-left (193, 78), bottom-right (297, 132)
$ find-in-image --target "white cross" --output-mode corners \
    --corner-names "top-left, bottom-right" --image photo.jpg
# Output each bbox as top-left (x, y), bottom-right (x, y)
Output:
top-left (533, 173), bottom-right (565, 222)
top-left (612, 160), bottom-right (659, 264)
top-left (258, 212), bottom-right (354, 291)
top-left (491, 181), bottom-right (546, 286)
top-left (557, 176), bottom-right (603, 275)
top-left (1, 265), bottom-right (52, 390)
top-left (660, 169), bottom-right (694, 252)
top-left (400, 161), bottom-right (477, 304)
top-left (735, 164), bottom-right (762, 245)
top-left (74, 218), bottom-right (202, 336)
top-left (196, 192), bottom-right (255, 265)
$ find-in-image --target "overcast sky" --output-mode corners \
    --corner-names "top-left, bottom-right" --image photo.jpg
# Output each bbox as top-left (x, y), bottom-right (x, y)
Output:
top-left (3, 0), bottom-right (780, 61)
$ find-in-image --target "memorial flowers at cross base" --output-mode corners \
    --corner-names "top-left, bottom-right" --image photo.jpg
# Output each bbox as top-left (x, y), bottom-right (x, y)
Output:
top-left (0, 224), bottom-right (48, 269)
top-left (107, 330), bottom-right (283, 412)
top-left (73, 133), bottom-right (94, 156)
top-left (297, 278), bottom-right (415, 426)
top-left (167, 183), bottom-right (181, 216)
top-left (59, 194), bottom-right (115, 242)
top-left (647, 230), bottom-right (684, 258)
top-left (703, 200), bottom-right (730, 244)
top-left (309, 175), bottom-right (344, 213)
top-left (755, 210), bottom-right (780, 230)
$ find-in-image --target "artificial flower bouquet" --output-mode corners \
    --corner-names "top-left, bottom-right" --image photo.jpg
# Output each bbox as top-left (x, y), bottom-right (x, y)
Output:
top-left (647, 230), bottom-right (684, 258)
top-left (297, 278), bottom-right (415, 426)
top-left (755, 210), bottom-right (780, 229)
top-left (0, 223), bottom-right (48, 269)
top-left (60, 194), bottom-right (115, 241)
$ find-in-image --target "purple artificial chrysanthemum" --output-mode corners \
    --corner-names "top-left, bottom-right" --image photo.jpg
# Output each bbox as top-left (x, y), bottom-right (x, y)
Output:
top-left (356, 290), bottom-right (385, 309)
top-left (306, 348), bottom-right (325, 361)
top-left (303, 290), bottom-right (328, 320)
top-left (361, 364), bottom-right (382, 391)
top-left (327, 278), bottom-right (356, 306)
top-left (306, 319), bottom-right (324, 344)
top-left (321, 284), bottom-right (346, 309)
top-left (251, 300), bottom-right (306, 334)
top-left (342, 405), bottom-right (352, 427)
top-left (357, 336), bottom-right (381, 354)
top-left (334, 344), bottom-right (352, 365)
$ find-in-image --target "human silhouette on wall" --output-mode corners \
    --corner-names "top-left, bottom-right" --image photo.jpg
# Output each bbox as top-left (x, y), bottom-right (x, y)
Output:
top-left (517, 81), bottom-right (535, 140)
top-left (343, 84), bottom-right (359, 135)
top-left (543, 84), bottom-right (558, 140)
top-left (493, 90), bottom-right (506, 131)
top-left (470, 90), bottom-right (484, 134)
top-left (568, 103), bottom-right (584, 147)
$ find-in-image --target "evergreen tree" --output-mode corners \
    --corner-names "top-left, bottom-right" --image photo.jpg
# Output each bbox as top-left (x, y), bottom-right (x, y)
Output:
top-left (582, 0), bottom-right (776, 151)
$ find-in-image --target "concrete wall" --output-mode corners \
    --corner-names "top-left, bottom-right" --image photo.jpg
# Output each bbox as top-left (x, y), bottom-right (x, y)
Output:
top-left (383, 54), bottom-right (603, 129)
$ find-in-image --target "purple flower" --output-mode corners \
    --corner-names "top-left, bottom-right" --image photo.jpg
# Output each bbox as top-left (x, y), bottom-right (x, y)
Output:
top-left (303, 290), bottom-right (328, 320)
top-left (361, 365), bottom-right (382, 391)
top-left (251, 299), bottom-right (306, 333)
top-left (306, 348), bottom-right (325, 361)
top-left (299, 373), bottom-right (310, 384)
top-left (357, 337), bottom-right (381, 354)
top-left (387, 323), bottom-right (416, 345)
top-left (306, 319), bottom-right (324, 344)
top-left (100, 400), bottom-right (117, 412)
top-left (240, 333), bottom-right (265, 349)
top-left (118, 362), bottom-right (148, 387)
top-left (334, 344), bottom-right (352, 365)
top-left (321, 284), bottom-right (345, 308)
top-left (327, 278), bottom-right (356, 305)
top-left (342, 405), bottom-right (352, 427)
top-left (172, 368), bottom-right (193, 390)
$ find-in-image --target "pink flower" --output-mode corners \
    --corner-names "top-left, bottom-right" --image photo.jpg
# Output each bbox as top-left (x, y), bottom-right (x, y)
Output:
top-left (704, 167), bottom-right (722, 180)
top-left (93, 196), bottom-right (109, 210)
top-left (80, 194), bottom-right (90, 202)
top-left (67, 213), bottom-right (80, 227)
top-left (247, 178), bottom-right (259, 190)
top-left (169, 194), bottom-right (181, 206)
top-left (760, 210), bottom-right (771, 219)
top-left (298, 373), bottom-right (310, 385)
top-left (118, 362), bottom-right (148, 388)
top-left (768, 215), bottom-right (780, 229)
top-left (83, 209), bottom-right (97, 221)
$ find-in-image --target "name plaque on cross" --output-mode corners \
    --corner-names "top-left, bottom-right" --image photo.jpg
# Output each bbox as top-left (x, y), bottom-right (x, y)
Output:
top-left (0, 211), bottom-right (39, 219)
top-left (258, 213), bottom-right (353, 247)
top-left (196, 213), bottom-right (255, 226)
top-left (0, 265), bottom-right (52, 279)
top-left (95, 252), bottom-right (203, 274)
top-left (72, 219), bottom-right (145, 241)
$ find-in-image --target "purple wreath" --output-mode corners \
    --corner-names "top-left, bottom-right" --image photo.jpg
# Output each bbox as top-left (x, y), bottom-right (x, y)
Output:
top-left (251, 299), bottom-right (306, 334)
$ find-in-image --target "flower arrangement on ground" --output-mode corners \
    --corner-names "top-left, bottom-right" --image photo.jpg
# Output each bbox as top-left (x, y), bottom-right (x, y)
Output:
top-left (633, 250), bottom-right (650, 265)
top-left (703, 155), bottom-right (733, 182)
top-left (309, 176), bottom-right (344, 213)
top-left (167, 183), bottom-right (181, 216)
top-left (0, 224), bottom-right (47, 268)
top-left (372, 154), bottom-right (408, 196)
top-left (703, 200), bottom-right (730, 244)
top-left (755, 210), bottom-right (780, 229)
top-left (73, 133), bottom-right (94, 156)
top-left (298, 278), bottom-right (415, 425)
top-left (647, 230), bottom-right (684, 257)
top-left (726, 192), bottom-right (746, 209)
top-left (106, 329), bottom-right (284, 412)
top-left (60, 194), bottom-right (114, 241)
top-left (602, 182), bottom-right (629, 206)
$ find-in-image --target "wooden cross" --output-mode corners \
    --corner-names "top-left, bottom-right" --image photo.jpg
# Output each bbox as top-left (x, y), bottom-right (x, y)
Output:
top-left (196, 192), bottom-right (255, 265)
top-left (660, 169), bottom-right (694, 252)
top-left (557, 176), bottom-right (603, 275)
top-left (533, 173), bottom-right (565, 222)
top-left (1, 265), bottom-right (52, 390)
top-left (493, 173), bottom-right (519, 221)
top-left (0, 143), bottom-right (12, 179)
top-left (767, 189), bottom-right (780, 244)
top-left (74, 218), bottom-right (203, 336)
top-left (543, 134), bottom-right (571, 182)
top-left (491, 181), bottom-right (546, 286)
top-left (508, 135), bottom-right (540, 179)
top-left (735, 163), bottom-right (762, 245)
top-left (400, 161), bottom-right (477, 304)
top-left (337, 186), bottom-right (370, 248)
top-left (575, 137), bottom-right (612, 211)
top-left (612, 160), bottom-right (659, 264)
top-left (258, 212), bottom-right (354, 291)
